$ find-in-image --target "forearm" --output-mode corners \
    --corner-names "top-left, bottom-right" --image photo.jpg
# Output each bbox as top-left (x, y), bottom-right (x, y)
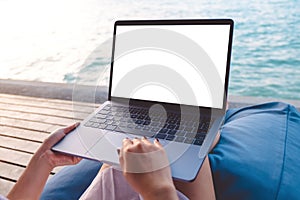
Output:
top-left (7, 123), bottom-right (80, 200)
top-left (7, 152), bottom-right (53, 200)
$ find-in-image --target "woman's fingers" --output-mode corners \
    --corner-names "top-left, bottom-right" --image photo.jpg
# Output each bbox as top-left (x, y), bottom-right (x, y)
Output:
top-left (119, 136), bottom-right (170, 174)
top-left (119, 137), bottom-right (163, 160)
top-left (121, 137), bottom-right (161, 150)
top-left (43, 122), bottom-right (80, 150)
top-left (154, 138), bottom-right (163, 148)
top-left (48, 151), bottom-right (82, 167)
top-left (63, 122), bottom-right (80, 134)
top-left (141, 136), bottom-right (152, 145)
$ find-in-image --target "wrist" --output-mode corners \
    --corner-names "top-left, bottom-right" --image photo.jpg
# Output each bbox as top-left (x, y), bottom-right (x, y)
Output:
top-left (142, 184), bottom-right (178, 200)
top-left (30, 150), bottom-right (54, 173)
top-left (7, 150), bottom-right (53, 200)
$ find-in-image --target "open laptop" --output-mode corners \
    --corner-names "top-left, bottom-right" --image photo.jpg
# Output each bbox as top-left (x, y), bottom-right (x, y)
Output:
top-left (53, 19), bottom-right (234, 181)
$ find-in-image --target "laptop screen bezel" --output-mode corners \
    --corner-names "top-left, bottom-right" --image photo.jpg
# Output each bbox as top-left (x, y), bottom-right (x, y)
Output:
top-left (108, 19), bottom-right (234, 113)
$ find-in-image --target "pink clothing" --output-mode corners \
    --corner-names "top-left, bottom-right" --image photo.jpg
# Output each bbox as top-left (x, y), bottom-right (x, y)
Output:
top-left (80, 167), bottom-right (188, 200)
top-left (0, 195), bottom-right (7, 200)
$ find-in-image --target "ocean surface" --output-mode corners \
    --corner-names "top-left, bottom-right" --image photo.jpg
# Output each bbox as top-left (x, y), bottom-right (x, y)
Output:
top-left (0, 0), bottom-right (300, 100)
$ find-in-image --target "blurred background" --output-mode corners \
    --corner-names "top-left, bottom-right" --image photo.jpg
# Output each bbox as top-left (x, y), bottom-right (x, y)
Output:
top-left (0, 0), bottom-right (299, 100)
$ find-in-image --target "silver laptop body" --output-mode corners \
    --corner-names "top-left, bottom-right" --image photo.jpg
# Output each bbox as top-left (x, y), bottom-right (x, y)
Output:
top-left (53, 19), bottom-right (234, 181)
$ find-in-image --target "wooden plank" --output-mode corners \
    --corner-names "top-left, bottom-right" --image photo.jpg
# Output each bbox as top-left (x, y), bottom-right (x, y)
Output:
top-left (0, 93), bottom-right (99, 108)
top-left (0, 109), bottom-right (76, 127)
top-left (0, 135), bottom-right (41, 154)
top-left (0, 178), bottom-right (15, 196)
top-left (0, 102), bottom-right (89, 120)
top-left (0, 147), bottom-right (64, 174)
top-left (0, 93), bottom-right (98, 194)
top-left (0, 162), bottom-right (56, 192)
top-left (0, 116), bottom-right (65, 133)
top-left (0, 147), bottom-right (32, 167)
top-left (0, 126), bottom-right (48, 142)
top-left (0, 95), bottom-right (97, 114)
top-left (0, 162), bottom-right (25, 182)
top-left (46, 125), bottom-right (68, 133)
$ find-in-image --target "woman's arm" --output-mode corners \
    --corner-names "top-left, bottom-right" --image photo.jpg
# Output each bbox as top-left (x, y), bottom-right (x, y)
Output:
top-left (7, 123), bottom-right (81, 200)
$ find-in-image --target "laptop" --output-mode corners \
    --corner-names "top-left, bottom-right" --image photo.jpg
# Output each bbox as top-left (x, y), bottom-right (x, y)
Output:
top-left (52, 19), bottom-right (234, 181)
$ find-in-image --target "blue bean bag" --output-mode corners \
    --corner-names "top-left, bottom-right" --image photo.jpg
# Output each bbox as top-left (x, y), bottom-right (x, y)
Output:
top-left (40, 159), bottom-right (102, 200)
top-left (209, 102), bottom-right (300, 200)
top-left (41, 102), bottom-right (300, 200)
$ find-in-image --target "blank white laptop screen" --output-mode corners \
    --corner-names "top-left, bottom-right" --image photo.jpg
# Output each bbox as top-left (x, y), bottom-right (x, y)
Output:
top-left (111, 24), bottom-right (230, 109)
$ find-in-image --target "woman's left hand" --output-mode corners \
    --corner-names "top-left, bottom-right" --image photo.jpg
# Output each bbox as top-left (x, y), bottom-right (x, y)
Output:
top-left (35, 122), bottom-right (82, 169)
top-left (7, 122), bottom-right (82, 200)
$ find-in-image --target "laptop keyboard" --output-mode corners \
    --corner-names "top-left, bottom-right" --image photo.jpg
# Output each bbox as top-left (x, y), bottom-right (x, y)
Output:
top-left (84, 104), bottom-right (212, 146)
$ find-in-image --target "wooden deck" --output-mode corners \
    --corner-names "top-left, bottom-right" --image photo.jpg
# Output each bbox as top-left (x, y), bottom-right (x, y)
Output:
top-left (1, 90), bottom-right (299, 196)
top-left (0, 93), bottom-right (98, 195)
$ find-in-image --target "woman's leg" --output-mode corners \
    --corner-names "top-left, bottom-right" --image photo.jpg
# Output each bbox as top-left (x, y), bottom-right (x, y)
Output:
top-left (40, 159), bottom-right (102, 200)
top-left (174, 133), bottom-right (220, 200)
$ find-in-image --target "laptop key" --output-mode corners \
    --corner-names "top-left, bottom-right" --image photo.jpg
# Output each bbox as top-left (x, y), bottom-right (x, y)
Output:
top-left (135, 125), bottom-right (143, 129)
top-left (88, 117), bottom-right (97, 122)
top-left (115, 127), bottom-right (154, 137)
top-left (167, 129), bottom-right (177, 135)
top-left (195, 133), bottom-right (206, 139)
top-left (106, 115), bottom-right (114, 120)
top-left (99, 110), bottom-right (110, 115)
top-left (105, 125), bottom-right (116, 131)
top-left (151, 127), bottom-right (160, 132)
top-left (159, 128), bottom-right (168, 133)
top-left (193, 139), bottom-right (204, 146)
top-left (184, 138), bottom-right (194, 144)
top-left (98, 118), bottom-right (107, 123)
top-left (120, 118), bottom-right (127, 122)
top-left (106, 120), bottom-right (113, 125)
top-left (167, 124), bottom-right (176, 129)
top-left (135, 120), bottom-right (143, 124)
top-left (166, 135), bottom-right (175, 141)
top-left (167, 119), bottom-right (177, 124)
top-left (84, 121), bottom-right (93, 127)
top-left (119, 122), bottom-right (127, 127)
top-left (143, 120), bottom-right (151, 125)
top-left (199, 122), bottom-right (210, 130)
top-left (115, 112), bottom-right (123, 117)
top-left (185, 132), bottom-right (197, 139)
top-left (102, 105), bottom-right (110, 110)
top-left (151, 122), bottom-right (160, 126)
top-left (174, 136), bottom-right (185, 142)
top-left (155, 133), bottom-right (167, 139)
top-left (113, 116), bottom-right (121, 121)
top-left (152, 117), bottom-right (161, 122)
top-left (91, 122), bottom-right (100, 128)
top-left (127, 123), bottom-right (135, 128)
top-left (137, 115), bottom-right (145, 119)
top-left (98, 123), bottom-right (107, 129)
top-left (143, 126), bottom-right (151, 131)
top-left (130, 114), bottom-right (138, 118)
top-left (96, 114), bottom-right (106, 119)
top-left (112, 121), bottom-right (119, 126)
top-left (184, 126), bottom-right (194, 132)
top-left (176, 131), bottom-right (186, 136)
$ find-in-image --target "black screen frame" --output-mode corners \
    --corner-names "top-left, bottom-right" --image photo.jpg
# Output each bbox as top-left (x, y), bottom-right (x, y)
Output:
top-left (108, 19), bottom-right (234, 113)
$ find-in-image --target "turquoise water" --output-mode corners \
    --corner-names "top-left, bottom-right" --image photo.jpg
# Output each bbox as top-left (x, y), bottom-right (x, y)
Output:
top-left (0, 0), bottom-right (300, 100)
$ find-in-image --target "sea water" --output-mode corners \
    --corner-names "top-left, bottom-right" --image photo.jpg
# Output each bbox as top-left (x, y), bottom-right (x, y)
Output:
top-left (0, 0), bottom-right (299, 100)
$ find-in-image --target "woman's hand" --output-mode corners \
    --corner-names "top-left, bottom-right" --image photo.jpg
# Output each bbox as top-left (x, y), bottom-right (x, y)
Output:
top-left (35, 122), bottom-right (82, 170)
top-left (119, 137), bottom-right (178, 200)
top-left (7, 123), bottom-right (82, 200)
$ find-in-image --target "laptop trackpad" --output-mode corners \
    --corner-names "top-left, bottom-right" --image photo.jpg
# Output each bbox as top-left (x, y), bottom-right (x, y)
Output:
top-left (86, 131), bottom-right (129, 164)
